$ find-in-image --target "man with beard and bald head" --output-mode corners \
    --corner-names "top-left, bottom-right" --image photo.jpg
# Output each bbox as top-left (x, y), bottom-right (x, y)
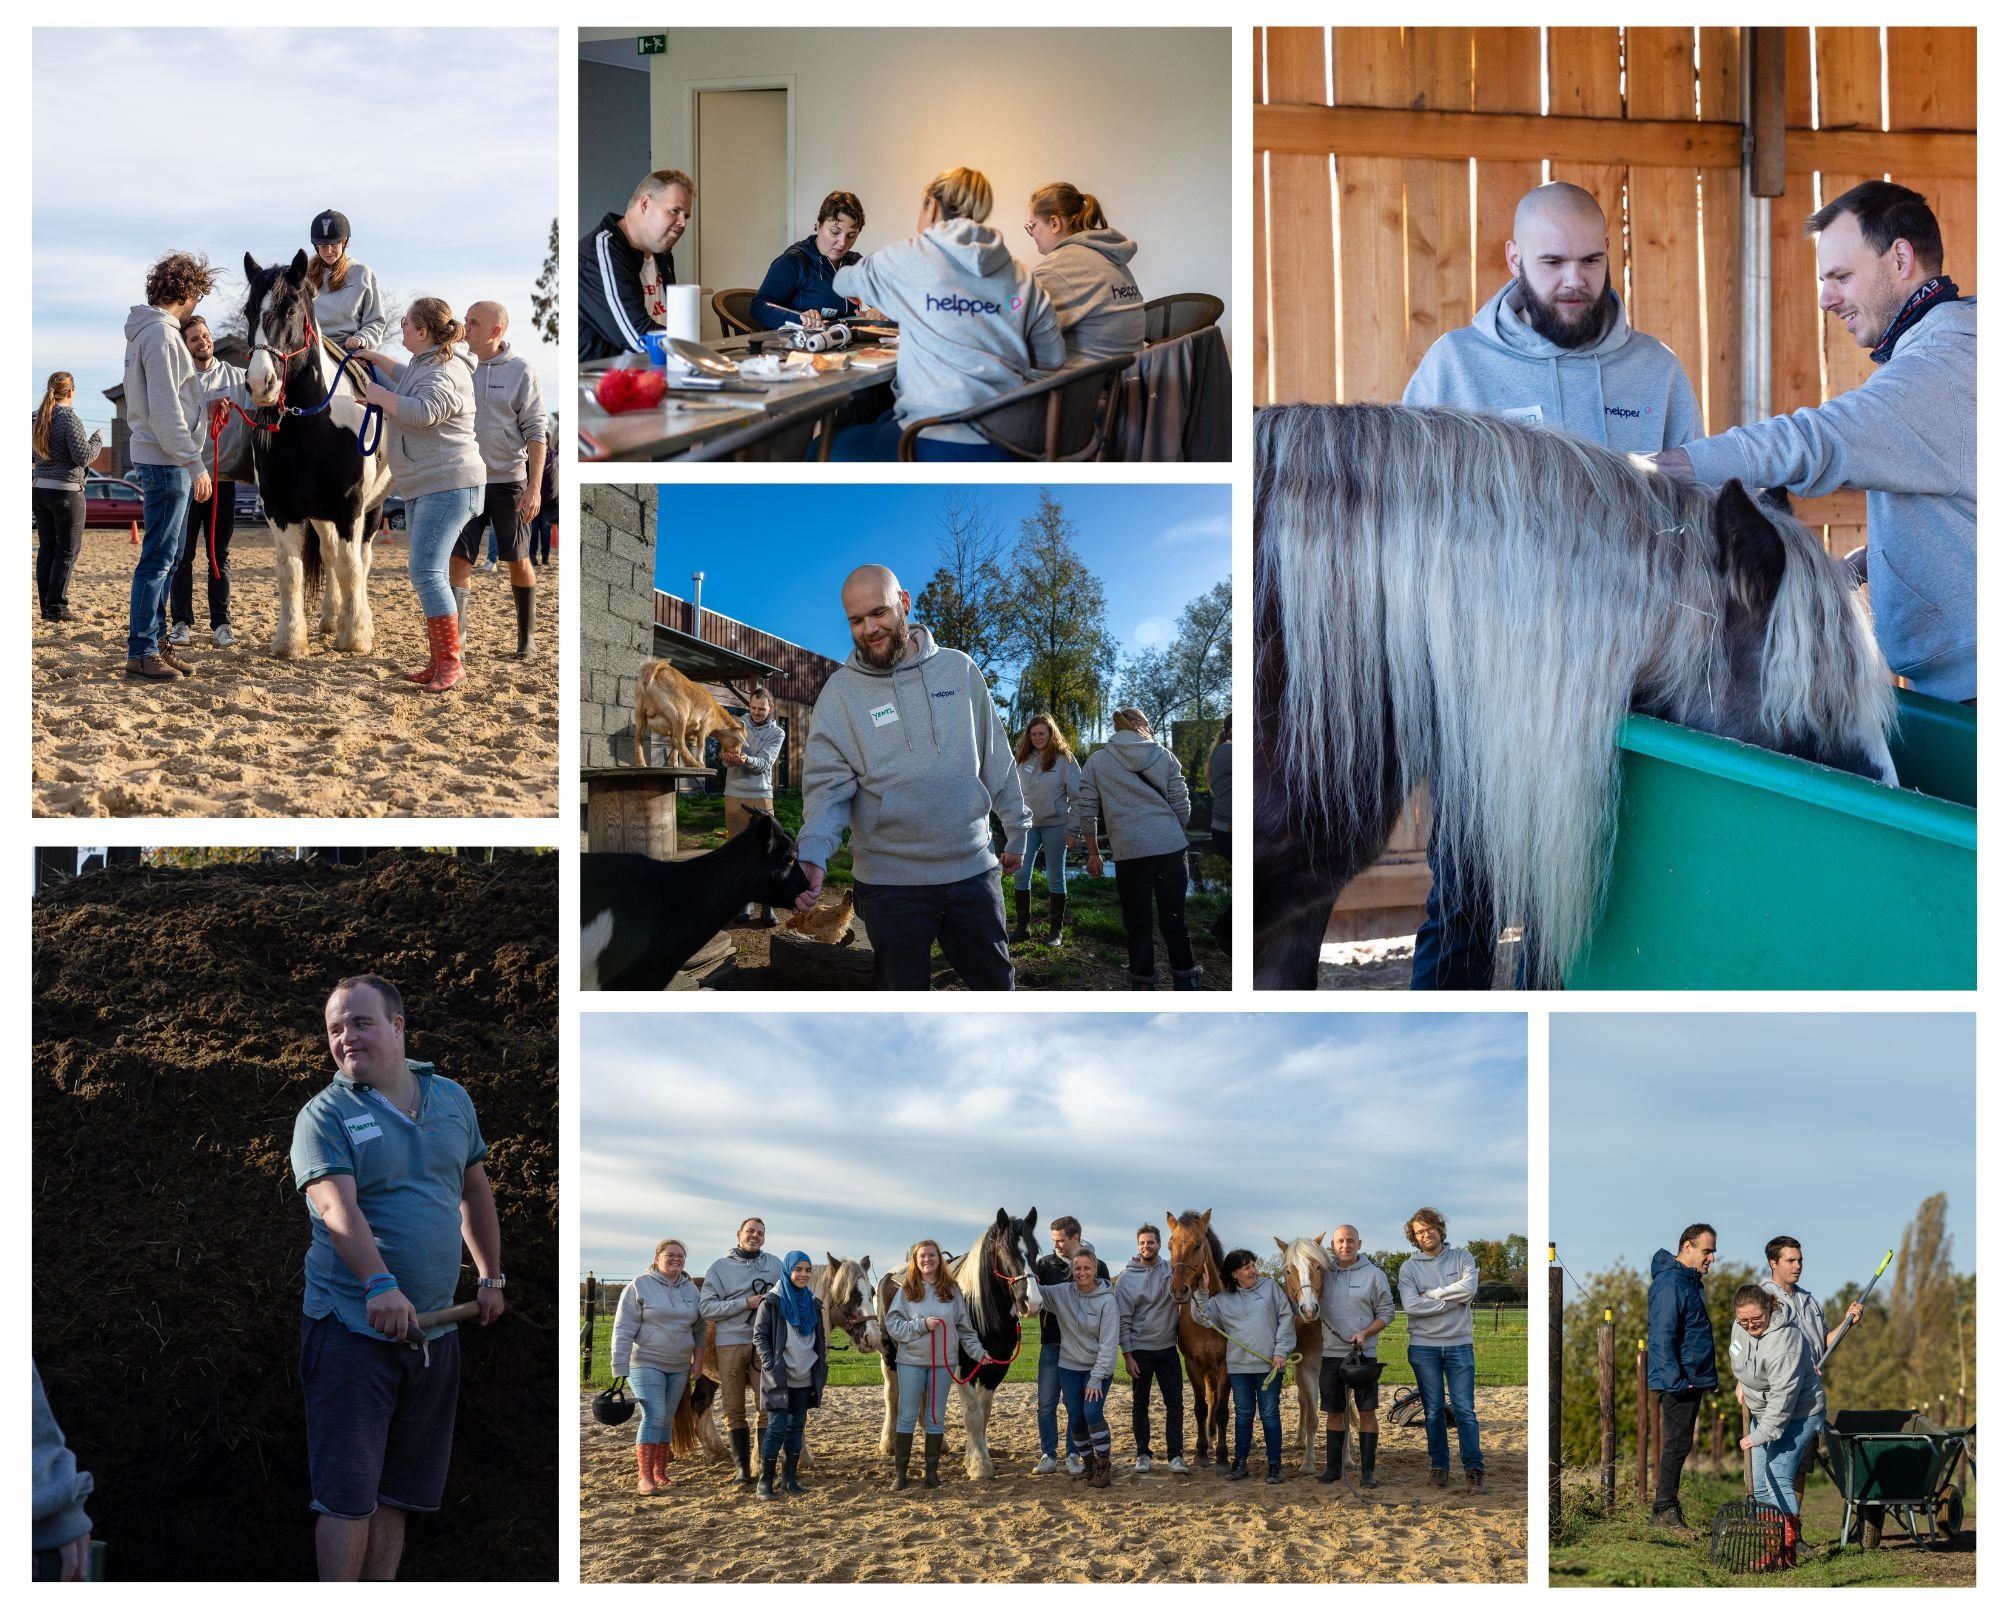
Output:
top-left (1401, 185), bottom-right (1705, 989)
top-left (794, 563), bottom-right (1030, 990)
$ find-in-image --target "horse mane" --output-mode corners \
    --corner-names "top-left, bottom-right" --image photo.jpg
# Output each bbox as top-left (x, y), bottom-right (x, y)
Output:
top-left (957, 1217), bottom-right (1008, 1336)
top-left (1256, 403), bottom-right (1893, 981)
top-left (1284, 1235), bottom-right (1333, 1276)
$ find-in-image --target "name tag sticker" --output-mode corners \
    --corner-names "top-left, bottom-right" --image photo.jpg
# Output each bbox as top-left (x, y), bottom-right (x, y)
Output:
top-left (1502, 404), bottom-right (1544, 427)
top-left (345, 1116), bottom-right (383, 1145)
top-left (869, 703), bottom-right (900, 728)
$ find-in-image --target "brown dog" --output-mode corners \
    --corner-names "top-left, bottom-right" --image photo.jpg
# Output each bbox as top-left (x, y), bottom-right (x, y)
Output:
top-left (632, 661), bottom-right (746, 768)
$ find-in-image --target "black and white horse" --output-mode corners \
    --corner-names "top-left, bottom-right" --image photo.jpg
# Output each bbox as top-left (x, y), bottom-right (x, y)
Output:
top-left (242, 250), bottom-right (392, 658)
top-left (876, 1207), bottom-right (1043, 1480)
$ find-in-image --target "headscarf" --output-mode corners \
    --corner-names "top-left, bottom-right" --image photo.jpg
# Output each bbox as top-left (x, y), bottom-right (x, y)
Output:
top-left (776, 1249), bottom-right (819, 1337)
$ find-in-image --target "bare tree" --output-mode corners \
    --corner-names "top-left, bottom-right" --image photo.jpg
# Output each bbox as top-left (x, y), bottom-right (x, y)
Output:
top-left (913, 492), bottom-right (1008, 691)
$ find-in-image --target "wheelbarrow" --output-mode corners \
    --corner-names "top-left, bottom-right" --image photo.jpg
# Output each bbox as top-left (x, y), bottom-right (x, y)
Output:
top-left (1819, 1409), bottom-right (1973, 1549)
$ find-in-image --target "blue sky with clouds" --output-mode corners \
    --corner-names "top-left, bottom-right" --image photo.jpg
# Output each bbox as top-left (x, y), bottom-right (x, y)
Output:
top-left (1551, 1013), bottom-right (1975, 1281)
top-left (580, 1012), bottom-right (1525, 1281)
top-left (33, 29), bottom-right (559, 439)
top-left (656, 483), bottom-right (1231, 702)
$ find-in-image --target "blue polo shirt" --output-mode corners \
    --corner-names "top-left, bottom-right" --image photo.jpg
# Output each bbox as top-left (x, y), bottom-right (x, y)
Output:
top-left (291, 1059), bottom-right (488, 1343)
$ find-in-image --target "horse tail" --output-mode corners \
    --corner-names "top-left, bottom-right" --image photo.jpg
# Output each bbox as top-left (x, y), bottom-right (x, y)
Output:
top-left (300, 524), bottom-right (324, 615)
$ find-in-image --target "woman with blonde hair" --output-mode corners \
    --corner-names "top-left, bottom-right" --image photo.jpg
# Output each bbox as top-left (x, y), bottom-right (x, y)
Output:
top-left (1024, 182), bottom-right (1144, 366)
top-left (31, 371), bottom-right (103, 622)
top-left (884, 1239), bottom-right (990, 1489)
top-left (1080, 708), bottom-right (1198, 989)
top-left (1009, 712), bottom-right (1082, 947)
top-left (609, 1238), bottom-right (705, 1495)
top-left (353, 298), bottom-right (482, 691)
top-left (305, 209), bottom-right (388, 351)
top-left (829, 166), bottom-right (1064, 462)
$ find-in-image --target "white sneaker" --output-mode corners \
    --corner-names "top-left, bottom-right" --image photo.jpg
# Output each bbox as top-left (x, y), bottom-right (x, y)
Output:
top-left (1066, 1454), bottom-right (1084, 1476)
top-left (1032, 1455), bottom-right (1059, 1475)
top-left (479, 560), bottom-right (499, 576)
top-left (1168, 1456), bottom-right (1190, 1474)
top-left (168, 623), bottom-right (191, 645)
top-left (213, 624), bottom-right (235, 648)
top-left (1134, 1455), bottom-right (1153, 1473)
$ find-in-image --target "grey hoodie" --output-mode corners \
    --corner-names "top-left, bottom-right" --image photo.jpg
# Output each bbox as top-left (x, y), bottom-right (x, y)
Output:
top-left (885, 1277), bottom-right (989, 1370)
top-left (834, 219), bottom-right (1064, 443)
top-left (312, 262), bottom-right (389, 348)
top-left (798, 624), bottom-right (1030, 884)
top-left (123, 304), bottom-right (208, 473)
top-left (1079, 729), bottom-right (1190, 860)
top-left (1319, 1254), bottom-right (1396, 1357)
top-left (1113, 1254), bottom-right (1178, 1351)
top-left (699, 1249), bottom-right (786, 1347)
top-left (32, 1366), bottom-right (92, 1555)
top-left (1729, 1298), bottom-right (1825, 1445)
top-left (1760, 1278), bottom-right (1832, 1367)
top-left (725, 712), bottom-right (786, 801)
top-left (610, 1269), bottom-right (706, 1377)
top-left (1682, 299), bottom-right (1976, 701)
top-left (1032, 229), bottom-right (1145, 366)
top-left (378, 349), bottom-right (483, 500)
top-left (1017, 751), bottom-right (1080, 831)
top-left (187, 358), bottom-right (251, 458)
top-left (1403, 281), bottom-right (1705, 452)
top-left (1040, 1280), bottom-right (1121, 1379)
top-left (471, 342), bottom-right (549, 484)
top-left (1207, 739), bottom-right (1232, 832)
top-left (1397, 1245), bottom-right (1480, 1347)
top-left (1191, 1279), bottom-right (1297, 1376)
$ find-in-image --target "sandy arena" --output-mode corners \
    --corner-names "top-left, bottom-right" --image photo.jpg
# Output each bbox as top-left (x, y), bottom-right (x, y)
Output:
top-left (580, 1383), bottom-right (1527, 1583)
top-left (32, 526), bottom-right (558, 816)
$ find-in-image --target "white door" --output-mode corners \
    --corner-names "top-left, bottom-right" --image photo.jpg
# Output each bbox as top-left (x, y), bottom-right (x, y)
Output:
top-left (695, 89), bottom-right (789, 342)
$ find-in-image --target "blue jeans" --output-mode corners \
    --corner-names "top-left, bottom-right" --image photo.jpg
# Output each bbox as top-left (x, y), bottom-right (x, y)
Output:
top-left (828, 411), bottom-right (1013, 462)
top-left (1227, 1370), bottom-right (1283, 1467)
top-left (1411, 827), bottom-right (1534, 989)
top-left (406, 485), bottom-right (480, 618)
top-left (1015, 824), bottom-right (1071, 892)
top-left (895, 1358), bottom-right (948, 1436)
top-left (627, 1365), bottom-right (688, 1447)
top-left (127, 463), bottom-right (192, 659)
top-left (1037, 1339), bottom-right (1062, 1457)
top-left (762, 1392), bottom-right (811, 1460)
top-left (1408, 1343), bottom-right (1484, 1471)
top-left (1057, 1365), bottom-right (1112, 1457)
top-left (1750, 1409), bottom-right (1823, 1517)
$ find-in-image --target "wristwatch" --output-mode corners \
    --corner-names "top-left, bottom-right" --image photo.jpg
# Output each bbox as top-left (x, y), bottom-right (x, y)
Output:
top-left (478, 1276), bottom-right (507, 1290)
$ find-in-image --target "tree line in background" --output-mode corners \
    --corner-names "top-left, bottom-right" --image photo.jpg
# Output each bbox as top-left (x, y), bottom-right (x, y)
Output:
top-left (1557, 1192), bottom-right (1973, 1468)
top-left (913, 489), bottom-right (1231, 780)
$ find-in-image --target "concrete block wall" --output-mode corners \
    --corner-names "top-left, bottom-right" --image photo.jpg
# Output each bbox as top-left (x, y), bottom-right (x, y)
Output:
top-left (579, 483), bottom-right (657, 771)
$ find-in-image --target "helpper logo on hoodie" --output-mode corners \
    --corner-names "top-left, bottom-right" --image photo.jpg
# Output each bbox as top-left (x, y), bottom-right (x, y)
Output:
top-left (925, 293), bottom-right (1024, 316)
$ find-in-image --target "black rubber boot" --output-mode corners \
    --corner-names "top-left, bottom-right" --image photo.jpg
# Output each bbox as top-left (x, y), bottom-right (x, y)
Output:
top-left (1360, 1430), bottom-right (1379, 1488)
top-left (730, 1426), bottom-right (753, 1488)
top-left (1009, 884), bottom-right (1033, 942)
top-left (1047, 893), bottom-right (1067, 948)
top-left (511, 583), bottom-right (537, 660)
top-left (892, 1432), bottom-right (913, 1490)
top-left (1318, 1430), bottom-right (1345, 1483)
top-left (783, 1442), bottom-right (808, 1494)
top-left (923, 1432), bottom-right (944, 1488)
top-left (1171, 964), bottom-right (1204, 991)
top-left (755, 1451), bottom-right (778, 1500)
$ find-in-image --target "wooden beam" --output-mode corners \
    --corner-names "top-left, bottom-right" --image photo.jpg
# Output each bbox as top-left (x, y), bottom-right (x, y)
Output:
top-left (1785, 126), bottom-right (1974, 176)
top-left (1747, 27), bottom-right (1787, 196)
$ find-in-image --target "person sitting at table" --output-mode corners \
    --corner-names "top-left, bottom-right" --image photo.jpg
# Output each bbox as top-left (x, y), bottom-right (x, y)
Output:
top-left (1024, 182), bottom-right (1144, 366)
top-left (827, 166), bottom-right (1064, 463)
top-left (753, 190), bottom-right (873, 330)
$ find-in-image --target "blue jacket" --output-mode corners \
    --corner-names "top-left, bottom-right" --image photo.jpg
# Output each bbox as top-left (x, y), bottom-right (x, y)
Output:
top-left (752, 237), bottom-right (862, 329)
top-left (1646, 1247), bottom-right (1718, 1394)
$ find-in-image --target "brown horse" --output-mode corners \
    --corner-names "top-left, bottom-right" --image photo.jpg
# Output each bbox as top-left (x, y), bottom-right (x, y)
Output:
top-left (1167, 1208), bottom-right (1231, 1469)
top-left (1277, 1235), bottom-right (1330, 1470)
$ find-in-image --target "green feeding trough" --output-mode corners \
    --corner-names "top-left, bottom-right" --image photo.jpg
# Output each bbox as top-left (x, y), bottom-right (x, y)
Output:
top-left (1568, 689), bottom-right (1975, 989)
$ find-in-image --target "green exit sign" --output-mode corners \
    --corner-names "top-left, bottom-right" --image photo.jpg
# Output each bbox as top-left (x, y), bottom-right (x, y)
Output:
top-left (637, 34), bottom-right (666, 55)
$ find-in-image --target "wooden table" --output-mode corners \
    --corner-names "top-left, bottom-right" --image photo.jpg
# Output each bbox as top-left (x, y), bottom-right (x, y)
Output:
top-left (575, 334), bottom-right (896, 462)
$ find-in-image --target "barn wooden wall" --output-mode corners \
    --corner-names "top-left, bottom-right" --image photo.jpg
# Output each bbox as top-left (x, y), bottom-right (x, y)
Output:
top-left (1252, 26), bottom-right (1976, 945)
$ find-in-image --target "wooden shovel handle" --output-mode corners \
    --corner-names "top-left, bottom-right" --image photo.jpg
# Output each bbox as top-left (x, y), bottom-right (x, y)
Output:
top-left (416, 1301), bottom-right (484, 1331)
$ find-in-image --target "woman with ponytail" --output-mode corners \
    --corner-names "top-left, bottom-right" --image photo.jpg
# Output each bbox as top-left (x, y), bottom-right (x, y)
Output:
top-left (305, 209), bottom-right (389, 351)
top-left (353, 298), bottom-right (482, 691)
top-left (1024, 182), bottom-right (1145, 366)
top-left (31, 372), bottom-right (103, 622)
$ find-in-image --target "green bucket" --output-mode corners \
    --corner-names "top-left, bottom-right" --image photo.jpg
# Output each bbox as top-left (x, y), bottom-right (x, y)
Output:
top-left (1568, 690), bottom-right (1974, 989)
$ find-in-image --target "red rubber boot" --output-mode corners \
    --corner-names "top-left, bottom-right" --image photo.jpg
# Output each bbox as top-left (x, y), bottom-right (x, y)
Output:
top-left (423, 613), bottom-right (465, 693)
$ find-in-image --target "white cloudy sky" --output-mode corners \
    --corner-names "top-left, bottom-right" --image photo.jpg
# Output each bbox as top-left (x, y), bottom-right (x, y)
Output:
top-left (581, 1013), bottom-right (1526, 1281)
top-left (32, 28), bottom-right (559, 439)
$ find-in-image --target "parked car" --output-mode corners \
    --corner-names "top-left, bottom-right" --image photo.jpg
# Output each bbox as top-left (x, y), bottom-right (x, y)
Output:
top-left (82, 476), bottom-right (147, 529)
top-left (382, 494), bottom-right (406, 531)
top-left (232, 482), bottom-right (264, 523)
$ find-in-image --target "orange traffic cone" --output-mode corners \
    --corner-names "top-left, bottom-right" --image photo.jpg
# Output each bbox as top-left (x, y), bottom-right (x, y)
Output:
top-left (129, 520), bottom-right (141, 545)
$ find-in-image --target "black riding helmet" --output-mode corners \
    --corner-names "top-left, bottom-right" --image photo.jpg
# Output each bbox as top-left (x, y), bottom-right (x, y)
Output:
top-left (311, 209), bottom-right (352, 247)
top-left (592, 1376), bottom-right (636, 1427)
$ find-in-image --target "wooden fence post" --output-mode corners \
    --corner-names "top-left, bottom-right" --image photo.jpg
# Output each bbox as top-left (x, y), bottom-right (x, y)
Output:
top-left (1549, 1244), bottom-right (1563, 1529)
top-left (1635, 1337), bottom-right (1649, 1505)
top-left (1599, 1309), bottom-right (1617, 1510)
top-left (1957, 1390), bottom-right (1969, 1493)
top-left (583, 1272), bottom-right (597, 1382)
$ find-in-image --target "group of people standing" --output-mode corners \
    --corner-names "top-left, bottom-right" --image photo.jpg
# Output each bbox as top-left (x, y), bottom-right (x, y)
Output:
top-left (608, 1206), bottom-right (1489, 1501)
top-left (38, 208), bottom-right (551, 688)
top-left (580, 166), bottom-right (1147, 461)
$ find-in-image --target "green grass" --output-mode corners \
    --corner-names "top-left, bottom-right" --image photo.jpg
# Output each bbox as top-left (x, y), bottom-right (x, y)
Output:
top-left (582, 1303), bottom-right (1525, 1389)
top-left (1551, 1465), bottom-right (1975, 1587)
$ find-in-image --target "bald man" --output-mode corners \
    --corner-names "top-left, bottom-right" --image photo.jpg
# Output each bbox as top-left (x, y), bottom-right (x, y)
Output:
top-left (1402, 183), bottom-right (1705, 990)
top-left (455, 301), bottom-right (547, 660)
top-left (794, 565), bottom-right (1031, 990)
